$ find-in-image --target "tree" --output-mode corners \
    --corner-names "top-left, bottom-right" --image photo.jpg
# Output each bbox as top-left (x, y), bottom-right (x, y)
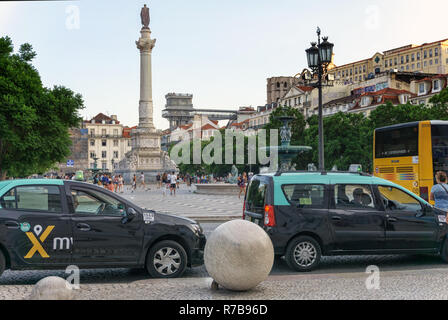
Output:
top-left (0, 36), bottom-right (84, 179)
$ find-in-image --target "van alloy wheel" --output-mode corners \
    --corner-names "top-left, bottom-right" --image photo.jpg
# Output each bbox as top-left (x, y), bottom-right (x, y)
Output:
top-left (285, 236), bottom-right (322, 272)
top-left (293, 242), bottom-right (317, 267)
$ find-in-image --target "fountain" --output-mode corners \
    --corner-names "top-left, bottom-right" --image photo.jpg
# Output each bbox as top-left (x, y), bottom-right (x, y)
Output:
top-left (262, 115), bottom-right (312, 173)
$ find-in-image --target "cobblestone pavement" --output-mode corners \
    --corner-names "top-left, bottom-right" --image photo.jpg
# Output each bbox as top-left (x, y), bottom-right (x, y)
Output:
top-left (119, 184), bottom-right (243, 220)
top-left (2, 254), bottom-right (448, 300)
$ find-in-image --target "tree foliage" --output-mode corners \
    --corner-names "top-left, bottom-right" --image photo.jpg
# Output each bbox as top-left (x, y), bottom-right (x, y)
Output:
top-left (0, 36), bottom-right (84, 179)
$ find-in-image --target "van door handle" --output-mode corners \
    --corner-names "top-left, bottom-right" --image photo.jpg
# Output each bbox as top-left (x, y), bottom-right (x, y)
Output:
top-left (331, 216), bottom-right (342, 221)
top-left (388, 217), bottom-right (398, 223)
top-left (77, 223), bottom-right (91, 232)
top-left (5, 221), bottom-right (19, 229)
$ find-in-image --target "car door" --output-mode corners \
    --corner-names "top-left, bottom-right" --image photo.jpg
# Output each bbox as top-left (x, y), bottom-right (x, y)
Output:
top-left (328, 184), bottom-right (386, 251)
top-left (377, 185), bottom-right (438, 251)
top-left (0, 184), bottom-right (72, 267)
top-left (66, 183), bottom-right (144, 266)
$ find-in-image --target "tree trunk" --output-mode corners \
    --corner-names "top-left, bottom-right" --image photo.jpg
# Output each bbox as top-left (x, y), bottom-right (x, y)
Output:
top-left (0, 170), bottom-right (7, 181)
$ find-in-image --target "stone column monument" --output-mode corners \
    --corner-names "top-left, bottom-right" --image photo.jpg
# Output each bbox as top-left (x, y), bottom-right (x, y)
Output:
top-left (117, 4), bottom-right (177, 182)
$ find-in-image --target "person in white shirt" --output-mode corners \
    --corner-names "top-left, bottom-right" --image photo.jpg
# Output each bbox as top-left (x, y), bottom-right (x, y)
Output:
top-left (170, 172), bottom-right (177, 196)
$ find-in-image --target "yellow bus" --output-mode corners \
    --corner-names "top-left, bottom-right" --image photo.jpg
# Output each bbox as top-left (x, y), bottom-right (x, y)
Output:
top-left (373, 120), bottom-right (448, 204)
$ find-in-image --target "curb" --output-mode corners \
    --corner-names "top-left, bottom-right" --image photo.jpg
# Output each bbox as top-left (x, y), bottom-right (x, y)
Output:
top-left (183, 216), bottom-right (241, 223)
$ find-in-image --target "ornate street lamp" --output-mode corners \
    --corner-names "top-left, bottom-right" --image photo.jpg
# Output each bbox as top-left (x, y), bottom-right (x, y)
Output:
top-left (305, 27), bottom-right (334, 171)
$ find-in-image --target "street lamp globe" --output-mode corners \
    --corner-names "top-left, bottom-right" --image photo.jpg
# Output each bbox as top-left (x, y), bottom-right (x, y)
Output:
top-left (306, 42), bottom-right (319, 69)
top-left (318, 37), bottom-right (334, 64)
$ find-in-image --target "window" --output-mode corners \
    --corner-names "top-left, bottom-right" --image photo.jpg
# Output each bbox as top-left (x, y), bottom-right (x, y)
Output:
top-left (90, 152), bottom-right (96, 159)
top-left (417, 52), bottom-right (421, 60)
top-left (378, 186), bottom-right (421, 212)
top-left (71, 189), bottom-right (126, 216)
top-left (102, 151), bottom-right (107, 158)
top-left (424, 50), bottom-right (427, 59)
top-left (282, 185), bottom-right (325, 208)
top-left (385, 60), bottom-right (388, 68)
top-left (245, 180), bottom-right (267, 214)
top-left (419, 83), bottom-right (426, 94)
top-left (429, 49), bottom-right (433, 58)
top-left (417, 62), bottom-right (421, 69)
top-left (113, 151), bottom-right (119, 159)
top-left (401, 56), bottom-right (404, 64)
top-left (90, 140), bottom-right (95, 146)
top-left (411, 53), bottom-right (415, 62)
top-left (406, 55), bottom-right (409, 63)
top-left (375, 124), bottom-right (418, 158)
top-left (335, 185), bottom-right (375, 209)
top-left (90, 129), bottom-right (95, 136)
top-left (113, 129), bottom-right (118, 136)
top-left (435, 48), bottom-right (439, 56)
top-left (434, 80), bottom-right (441, 91)
top-left (101, 129), bottom-right (107, 136)
top-left (0, 186), bottom-right (62, 212)
top-left (113, 140), bottom-right (119, 147)
top-left (102, 140), bottom-right (107, 147)
top-left (430, 60), bottom-right (433, 66)
top-left (394, 58), bottom-right (398, 66)
top-left (435, 59), bottom-right (439, 65)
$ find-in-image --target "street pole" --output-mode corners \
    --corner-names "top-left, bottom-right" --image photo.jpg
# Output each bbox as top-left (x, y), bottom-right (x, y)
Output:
top-left (317, 29), bottom-right (325, 171)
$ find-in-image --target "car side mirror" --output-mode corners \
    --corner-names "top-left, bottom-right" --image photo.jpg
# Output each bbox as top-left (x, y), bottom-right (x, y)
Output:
top-left (122, 207), bottom-right (137, 224)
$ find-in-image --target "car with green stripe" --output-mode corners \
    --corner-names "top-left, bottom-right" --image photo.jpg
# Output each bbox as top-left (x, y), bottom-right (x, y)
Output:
top-left (244, 171), bottom-right (448, 272)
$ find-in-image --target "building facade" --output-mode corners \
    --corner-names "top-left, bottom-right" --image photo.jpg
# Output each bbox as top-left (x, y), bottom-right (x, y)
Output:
top-left (328, 39), bottom-right (448, 84)
top-left (84, 113), bottom-right (132, 171)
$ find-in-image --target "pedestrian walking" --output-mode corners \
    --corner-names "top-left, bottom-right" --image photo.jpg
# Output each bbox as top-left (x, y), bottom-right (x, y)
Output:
top-left (139, 172), bottom-right (147, 190)
top-left (170, 171), bottom-right (177, 196)
top-left (156, 173), bottom-right (161, 189)
top-left (161, 172), bottom-right (169, 196)
top-left (131, 174), bottom-right (137, 193)
top-left (238, 172), bottom-right (247, 199)
top-left (430, 171), bottom-right (448, 211)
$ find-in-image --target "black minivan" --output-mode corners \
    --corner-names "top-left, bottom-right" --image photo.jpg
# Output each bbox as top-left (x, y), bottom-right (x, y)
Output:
top-left (0, 179), bottom-right (205, 278)
top-left (244, 172), bottom-right (448, 271)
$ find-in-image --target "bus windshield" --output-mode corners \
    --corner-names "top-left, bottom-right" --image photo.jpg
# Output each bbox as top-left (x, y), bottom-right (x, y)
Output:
top-left (375, 125), bottom-right (419, 158)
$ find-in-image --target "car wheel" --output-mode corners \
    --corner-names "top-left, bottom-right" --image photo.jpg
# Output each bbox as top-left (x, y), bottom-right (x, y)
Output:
top-left (285, 236), bottom-right (321, 272)
top-left (0, 250), bottom-right (5, 277)
top-left (146, 240), bottom-right (188, 278)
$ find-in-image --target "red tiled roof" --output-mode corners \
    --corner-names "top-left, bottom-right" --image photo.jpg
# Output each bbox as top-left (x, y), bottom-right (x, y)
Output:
top-left (296, 86), bottom-right (314, 92)
top-left (201, 124), bottom-right (219, 130)
top-left (361, 88), bottom-right (413, 97)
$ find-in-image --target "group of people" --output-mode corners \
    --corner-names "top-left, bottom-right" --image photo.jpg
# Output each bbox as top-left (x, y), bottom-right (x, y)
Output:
top-left (156, 172), bottom-right (179, 196)
top-left (93, 174), bottom-right (125, 193)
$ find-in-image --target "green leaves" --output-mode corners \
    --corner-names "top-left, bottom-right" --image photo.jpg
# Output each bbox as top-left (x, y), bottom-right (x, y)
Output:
top-left (0, 37), bottom-right (84, 179)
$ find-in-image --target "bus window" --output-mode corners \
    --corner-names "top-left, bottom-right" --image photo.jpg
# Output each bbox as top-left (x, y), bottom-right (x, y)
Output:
top-left (375, 125), bottom-right (418, 158)
top-left (431, 125), bottom-right (448, 178)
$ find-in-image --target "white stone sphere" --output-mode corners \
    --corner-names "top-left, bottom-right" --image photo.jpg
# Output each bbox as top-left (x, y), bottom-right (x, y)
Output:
top-left (204, 220), bottom-right (274, 291)
top-left (28, 276), bottom-right (74, 300)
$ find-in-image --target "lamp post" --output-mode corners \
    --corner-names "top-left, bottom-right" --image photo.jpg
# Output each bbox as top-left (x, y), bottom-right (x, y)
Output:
top-left (111, 159), bottom-right (115, 173)
top-left (305, 27), bottom-right (334, 171)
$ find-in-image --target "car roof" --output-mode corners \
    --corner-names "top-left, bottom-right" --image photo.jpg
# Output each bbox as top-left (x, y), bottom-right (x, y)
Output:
top-left (257, 172), bottom-right (428, 204)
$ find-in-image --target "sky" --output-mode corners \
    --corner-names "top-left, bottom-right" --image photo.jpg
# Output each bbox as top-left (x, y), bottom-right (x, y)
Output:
top-left (1, 0), bottom-right (448, 129)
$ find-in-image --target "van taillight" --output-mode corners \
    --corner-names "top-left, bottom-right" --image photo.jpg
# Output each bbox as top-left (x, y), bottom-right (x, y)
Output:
top-left (420, 187), bottom-right (429, 201)
top-left (264, 205), bottom-right (276, 227)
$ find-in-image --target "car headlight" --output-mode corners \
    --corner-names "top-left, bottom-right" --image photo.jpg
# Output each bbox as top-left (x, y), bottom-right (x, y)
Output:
top-left (190, 223), bottom-right (203, 235)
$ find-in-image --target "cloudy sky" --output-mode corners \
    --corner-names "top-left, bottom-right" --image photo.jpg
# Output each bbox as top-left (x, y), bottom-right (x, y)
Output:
top-left (1, 0), bottom-right (447, 129)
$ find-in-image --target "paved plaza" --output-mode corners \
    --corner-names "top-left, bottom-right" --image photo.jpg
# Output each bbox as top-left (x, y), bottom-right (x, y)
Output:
top-left (119, 183), bottom-right (243, 222)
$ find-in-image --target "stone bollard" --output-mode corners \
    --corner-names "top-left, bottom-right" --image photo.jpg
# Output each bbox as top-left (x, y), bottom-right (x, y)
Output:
top-left (27, 276), bottom-right (74, 300)
top-left (204, 220), bottom-right (274, 291)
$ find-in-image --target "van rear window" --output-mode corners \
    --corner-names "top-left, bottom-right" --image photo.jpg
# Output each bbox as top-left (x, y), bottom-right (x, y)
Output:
top-left (282, 185), bottom-right (325, 208)
top-left (245, 180), bottom-right (267, 214)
